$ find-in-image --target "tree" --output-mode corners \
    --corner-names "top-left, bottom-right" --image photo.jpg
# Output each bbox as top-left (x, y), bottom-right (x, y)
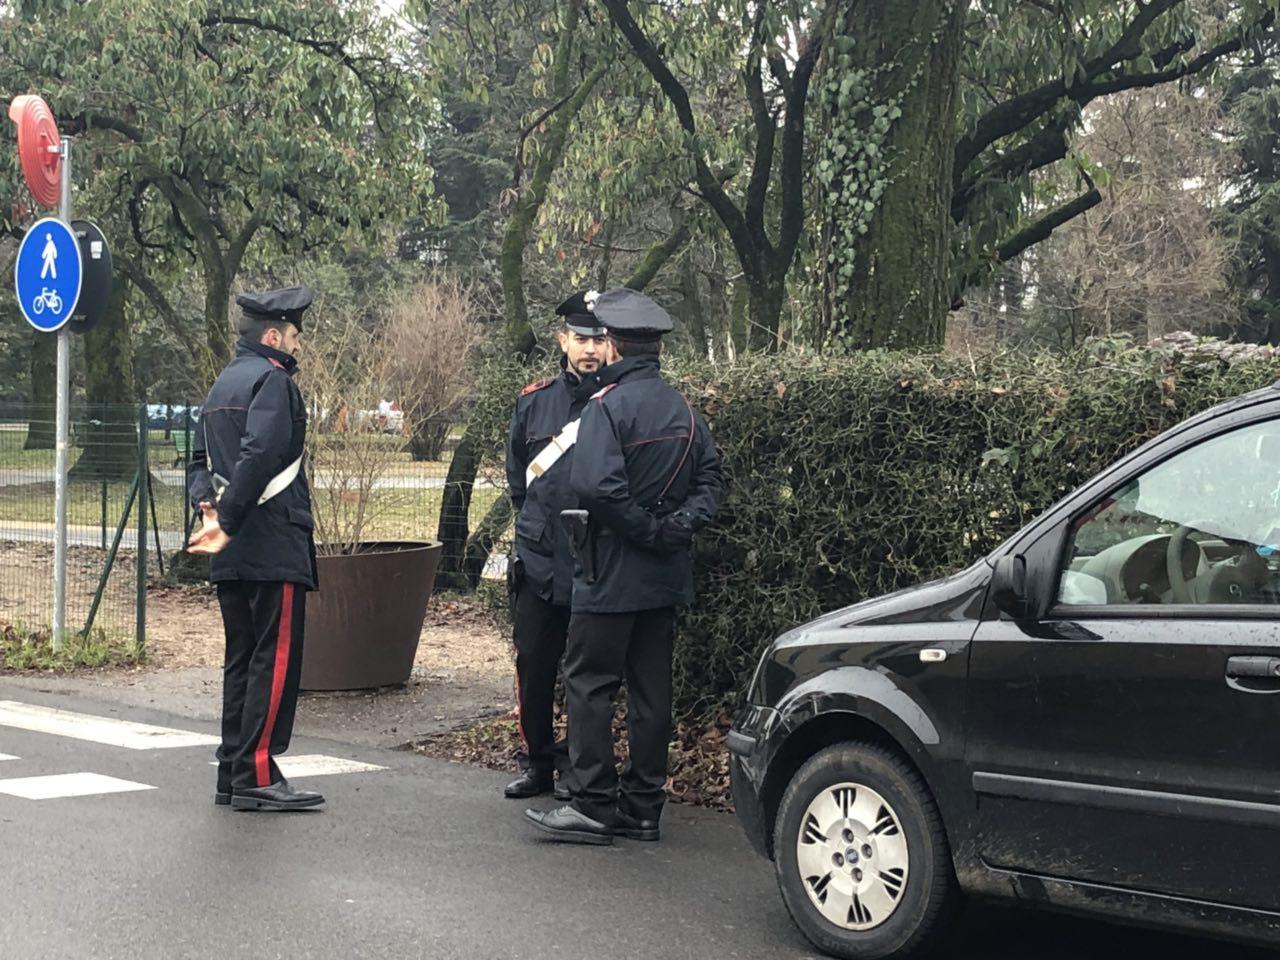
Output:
top-left (0, 0), bottom-right (439, 385)
top-left (955, 86), bottom-right (1238, 350)
top-left (71, 278), bottom-right (138, 479)
top-left (413, 0), bottom-right (697, 588)
top-left (592, 0), bottom-right (1275, 351)
top-left (1219, 18), bottom-right (1280, 342)
top-left (938, 0), bottom-right (1275, 345)
top-left (600, 0), bottom-right (838, 350)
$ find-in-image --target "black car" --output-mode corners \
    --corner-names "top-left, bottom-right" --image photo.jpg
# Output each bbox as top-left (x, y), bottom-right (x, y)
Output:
top-left (729, 383), bottom-right (1280, 959)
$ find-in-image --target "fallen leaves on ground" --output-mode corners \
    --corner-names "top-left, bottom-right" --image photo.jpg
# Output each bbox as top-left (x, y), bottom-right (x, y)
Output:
top-left (412, 708), bottom-right (734, 812)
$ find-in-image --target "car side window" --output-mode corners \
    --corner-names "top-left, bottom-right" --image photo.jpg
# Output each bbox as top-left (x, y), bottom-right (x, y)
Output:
top-left (1057, 419), bottom-right (1280, 607)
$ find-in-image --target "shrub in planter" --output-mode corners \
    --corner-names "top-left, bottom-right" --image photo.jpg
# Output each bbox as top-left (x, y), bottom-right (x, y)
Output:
top-left (297, 291), bottom-right (477, 690)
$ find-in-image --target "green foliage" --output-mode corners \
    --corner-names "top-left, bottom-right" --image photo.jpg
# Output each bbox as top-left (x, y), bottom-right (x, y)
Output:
top-left (0, 622), bottom-right (142, 671)
top-left (473, 342), bottom-right (1279, 716)
top-left (0, 0), bottom-right (441, 376)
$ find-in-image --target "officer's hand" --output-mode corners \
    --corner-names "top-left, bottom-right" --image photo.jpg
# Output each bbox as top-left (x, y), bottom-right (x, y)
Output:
top-left (187, 501), bottom-right (231, 555)
top-left (656, 514), bottom-right (694, 553)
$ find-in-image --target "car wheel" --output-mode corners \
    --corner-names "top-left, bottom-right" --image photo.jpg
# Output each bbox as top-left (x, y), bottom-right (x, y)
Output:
top-left (773, 742), bottom-right (958, 959)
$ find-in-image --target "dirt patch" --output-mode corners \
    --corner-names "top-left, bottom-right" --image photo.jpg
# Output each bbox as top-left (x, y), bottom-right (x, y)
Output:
top-left (141, 585), bottom-right (514, 684)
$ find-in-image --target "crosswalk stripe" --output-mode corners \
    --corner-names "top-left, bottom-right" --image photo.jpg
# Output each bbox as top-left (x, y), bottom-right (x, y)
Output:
top-left (0, 701), bottom-right (219, 750)
top-left (0, 772), bottom-right (156, 800)
top-left (210, 754), bottom-right (386, 778)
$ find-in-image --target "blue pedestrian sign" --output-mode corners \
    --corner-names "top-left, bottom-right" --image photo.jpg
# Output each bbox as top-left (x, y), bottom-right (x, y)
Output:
top-left (14, 217), bottom-right (82, 332)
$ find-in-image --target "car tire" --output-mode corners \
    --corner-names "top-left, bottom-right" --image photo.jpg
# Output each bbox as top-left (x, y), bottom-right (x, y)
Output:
top-left (773, 741), bottom-right (958, 959)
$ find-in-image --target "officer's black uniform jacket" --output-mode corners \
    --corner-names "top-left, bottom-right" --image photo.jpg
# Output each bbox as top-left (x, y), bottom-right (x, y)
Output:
top-left (506, 357), bottom-right (599, 606)
top-left (187, 338), bottom-right (317, 590)
top-left (569, 355), bottom-right (724, 613)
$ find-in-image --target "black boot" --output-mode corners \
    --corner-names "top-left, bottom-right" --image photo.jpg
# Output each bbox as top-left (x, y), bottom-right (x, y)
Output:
top-left (613, 809), bottom-right (660, 841)
top-left (504, 769), bottom-right (554, 799)
top-left (524, 805), bottom-right (614, 845)
top-left (231, 779), bottom-right (324, 812)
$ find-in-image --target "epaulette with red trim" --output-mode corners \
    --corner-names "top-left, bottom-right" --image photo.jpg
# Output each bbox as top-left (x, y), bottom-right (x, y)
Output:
top-left (519, 377), bottom-right (555, 397)
top-left (590, 384), bottom-right (619, 401)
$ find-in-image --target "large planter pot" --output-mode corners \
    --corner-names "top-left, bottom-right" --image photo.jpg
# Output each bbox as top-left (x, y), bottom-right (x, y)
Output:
top-left (301, 540), bottom-right (443, 691)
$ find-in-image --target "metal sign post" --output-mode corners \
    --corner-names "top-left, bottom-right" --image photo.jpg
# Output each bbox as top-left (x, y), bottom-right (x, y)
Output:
top-left (52, 137), bottom-right (71, 648)
top-left (12, 96), bottom-right (108, 652)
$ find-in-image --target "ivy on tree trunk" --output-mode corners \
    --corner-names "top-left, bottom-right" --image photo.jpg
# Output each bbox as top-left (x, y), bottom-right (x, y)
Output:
top-left (819, 0), bottom-right (965, 350)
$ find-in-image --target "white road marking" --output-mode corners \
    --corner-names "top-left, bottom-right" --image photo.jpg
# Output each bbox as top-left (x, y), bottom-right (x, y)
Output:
top-left (0, 754), bottom-right (17, 761)
top-left (210, 754), bottom-right (387, 778)
top-left (0, 772), bottom-right (156, 800)
top-left (0, 701), bottom-right (219, 750)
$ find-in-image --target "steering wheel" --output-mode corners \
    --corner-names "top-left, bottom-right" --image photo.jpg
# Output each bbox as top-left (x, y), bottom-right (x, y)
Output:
top-left (1166, 521), bottom-right (1253, 604)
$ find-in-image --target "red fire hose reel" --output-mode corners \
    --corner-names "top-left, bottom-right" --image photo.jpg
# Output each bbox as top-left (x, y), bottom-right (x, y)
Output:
top-left (8, 95), bottom-right (62, 210)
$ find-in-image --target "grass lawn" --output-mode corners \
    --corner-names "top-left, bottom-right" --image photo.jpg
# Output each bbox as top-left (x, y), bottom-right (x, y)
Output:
top-left (0, 423), bottom-right (507, 544)
top-left (0, 477), bottom-right (507, 544)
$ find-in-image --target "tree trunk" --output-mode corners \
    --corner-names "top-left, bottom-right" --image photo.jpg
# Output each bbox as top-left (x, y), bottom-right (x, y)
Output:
top-left (680, 256), bottom-right (709, 359)
top-left (407, 418), bottom-right (450, 462)
top-left (821, 0), bottom-right (965, 350)
top-left (729, 281), bottom-right (750, 359)
top-left (71, 279), bottom-right (137, 480)
top-left (747, 279), bottom-right (784, 352)
top-left (434, 429), bottom-right (481, 591)
top-left (25, 328), bottom-right (56, 450)
top-left (461, 494), bottom-right (515, 589)
top-left (705, 269), bottom-right (732, 360)
top-left (202, 279), bottom-right (233, 387)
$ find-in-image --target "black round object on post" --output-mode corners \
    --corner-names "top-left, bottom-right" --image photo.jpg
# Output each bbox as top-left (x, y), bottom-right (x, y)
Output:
top-left (69, 219), bottom-right (112, 334)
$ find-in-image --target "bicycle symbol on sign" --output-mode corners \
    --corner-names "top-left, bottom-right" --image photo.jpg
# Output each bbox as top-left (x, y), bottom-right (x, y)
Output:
top-left (31, 287), bottom-right (62, 316)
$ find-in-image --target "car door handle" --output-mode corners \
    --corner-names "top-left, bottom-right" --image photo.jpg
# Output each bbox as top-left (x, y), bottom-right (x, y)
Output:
top-left (1225, 656), bottom-right (1280, 679)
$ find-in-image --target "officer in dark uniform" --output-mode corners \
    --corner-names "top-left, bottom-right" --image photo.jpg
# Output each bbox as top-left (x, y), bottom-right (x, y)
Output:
top-left (187, 286), bottom-right (323, 812)
top-left (503, 291), bottom-right (608, 799)
top-left (525, 288), bottom-right (724, 844)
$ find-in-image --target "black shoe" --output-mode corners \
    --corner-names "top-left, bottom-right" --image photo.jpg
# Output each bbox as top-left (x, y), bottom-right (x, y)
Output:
top-left (553, 781), bottom-right (572, 802)
top-left (231, 780), bottom-right (325, 812)
top-left (613, 810), bottom-right (660, 842)
top-left (524, 805), bottom-right (614, 845)
top-left (214, 790), bottom-right (232, 806)
top-left (504, 769), bottom-right (554, 799)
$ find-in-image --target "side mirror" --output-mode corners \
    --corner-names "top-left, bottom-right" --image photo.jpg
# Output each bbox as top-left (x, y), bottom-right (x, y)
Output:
top-left (991, 553), bottom-right (1029, 619)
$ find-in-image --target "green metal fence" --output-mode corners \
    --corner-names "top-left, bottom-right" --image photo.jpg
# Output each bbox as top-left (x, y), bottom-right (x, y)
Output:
top-left (0, 402), bottom-right (165, 649)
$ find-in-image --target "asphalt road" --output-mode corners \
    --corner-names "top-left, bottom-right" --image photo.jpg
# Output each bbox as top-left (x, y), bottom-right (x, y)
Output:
top-left (0, 683), bottom-right (1270, 960)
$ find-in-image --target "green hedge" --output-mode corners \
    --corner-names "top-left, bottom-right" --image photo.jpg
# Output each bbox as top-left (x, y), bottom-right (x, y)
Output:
top-left (470, 341), bottom-right (1279, 715)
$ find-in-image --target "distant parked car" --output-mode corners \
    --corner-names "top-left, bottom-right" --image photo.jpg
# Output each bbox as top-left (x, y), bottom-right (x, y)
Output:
top-left (730, 383), bottom-right (1280, 958)
top-left (146, 404), bottom-right (199, 431)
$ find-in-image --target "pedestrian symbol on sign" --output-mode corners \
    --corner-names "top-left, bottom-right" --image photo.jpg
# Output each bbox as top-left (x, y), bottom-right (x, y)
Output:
top-left (41, 233), bottom-right (57, 280)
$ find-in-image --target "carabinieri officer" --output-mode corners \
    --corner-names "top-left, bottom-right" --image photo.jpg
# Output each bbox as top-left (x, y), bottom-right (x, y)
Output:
top-left (188, 286), bottom-right (323, 812)
top-left (503, 291), bottom-right (608, 799)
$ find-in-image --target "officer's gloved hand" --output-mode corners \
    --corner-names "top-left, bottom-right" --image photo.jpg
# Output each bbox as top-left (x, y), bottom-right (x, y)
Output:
top-left (656, 513), bottom-right (695, 554)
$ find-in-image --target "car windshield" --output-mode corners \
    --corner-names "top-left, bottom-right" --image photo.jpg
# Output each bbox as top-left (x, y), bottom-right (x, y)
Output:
top-left (1059, 419), bottom-right (1280, 606)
